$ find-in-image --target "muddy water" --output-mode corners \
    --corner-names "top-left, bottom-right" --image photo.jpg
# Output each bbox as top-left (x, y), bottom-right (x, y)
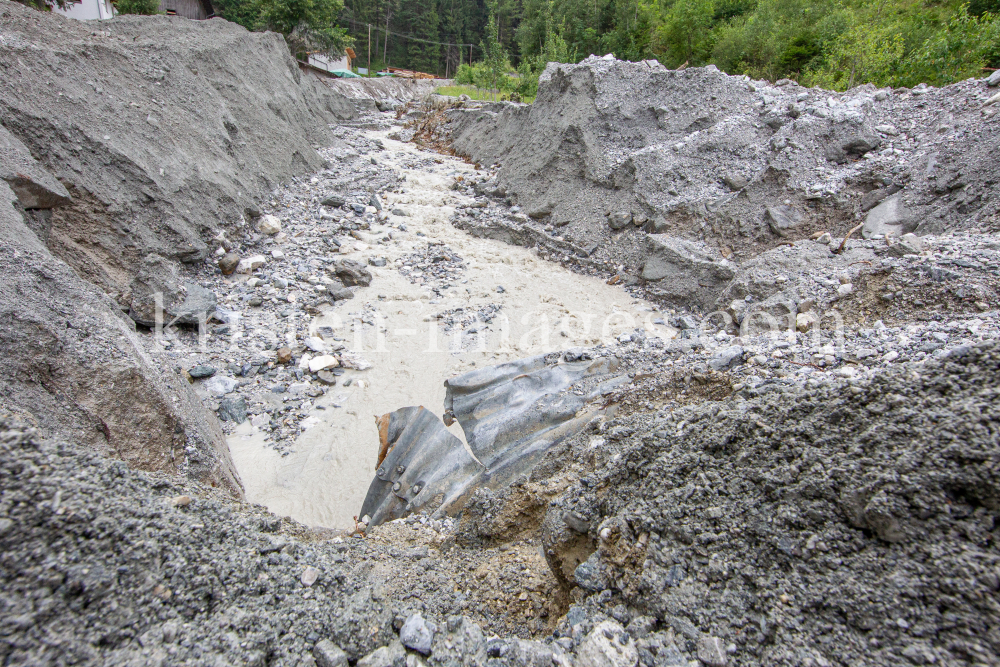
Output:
top-left (229, 129), bottom-right (671, 529)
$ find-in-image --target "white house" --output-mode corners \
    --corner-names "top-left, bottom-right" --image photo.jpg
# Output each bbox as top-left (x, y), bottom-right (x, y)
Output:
top-left (307, 50), bottom-right (354, 73)
top-left (54, 0), bottom-right (115, 20)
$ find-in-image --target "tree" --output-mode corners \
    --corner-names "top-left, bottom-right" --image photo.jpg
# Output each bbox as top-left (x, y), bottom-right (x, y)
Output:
top-left (255, 0), bottom-right (352, 59)
top-left (656, 0), bottom-right (716, 65)
top-left (115, 0), bottom-right (161, 13)
top-left (481, 0), bottom-right (511, 98)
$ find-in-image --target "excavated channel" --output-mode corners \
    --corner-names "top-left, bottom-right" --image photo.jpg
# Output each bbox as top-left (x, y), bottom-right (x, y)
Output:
top-left (228, 127), bottom-right (673, 529)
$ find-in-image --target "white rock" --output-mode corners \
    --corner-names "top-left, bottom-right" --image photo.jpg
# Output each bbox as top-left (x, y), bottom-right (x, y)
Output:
top-left (203, 376), bottom-right (238, 396)
top-left (576, 621), bottom-right (637, 667)
top-left (304, 336), bottom-right (326, 352)
top-left (236, 255), bottom-right (267, 274)
top-left (837, 283), bottom-right (853, 296)
top-left (271, 249), bottom-right (285, 259)
top-left (251, 414), bottom-right (269, 429)
top-left (301, 566), bottom-right (320, 586)
top-left (796, 312), bottom-right (818, 332)
top-left (259, 214), bottom-right (282, 235)
top-left (339, 351), bottom-right (372, 370)
top-left (309, 355), bottom-right (340, 372)
top-left (883, 350), bottom-right (899, 363)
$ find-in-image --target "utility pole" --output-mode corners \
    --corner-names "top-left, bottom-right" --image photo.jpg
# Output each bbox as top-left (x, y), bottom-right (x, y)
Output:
top-left (367, 24), bottom-right (371, 76)
top-left (383, 8), bottom-right (390, 69)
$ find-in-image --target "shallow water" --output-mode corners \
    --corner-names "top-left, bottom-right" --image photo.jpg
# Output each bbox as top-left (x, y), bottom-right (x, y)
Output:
top-left (229, 129), bottom-right (669, 529)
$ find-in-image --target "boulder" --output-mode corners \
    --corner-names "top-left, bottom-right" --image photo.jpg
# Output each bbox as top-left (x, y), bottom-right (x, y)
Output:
top-left (127, 254), bottom-right (218, 327)
top-left (258, 214), bottom-right (282, 235)
top-left (218, 252), bottom-right (241, 275)
top-left (988, 70), bottom-right (1000, 87)
top-left (322, 194), bottom-right (347, 207)
top-left (641, 235), bottom-right (735, 308)
top-left (608, 211), bottom-right (632, 230)
top-left (887, 232), bottom-right (925, 257)
top-left (331, 259), bottom-right (373, 287)
top-left (313, 640), bottom-right (349, 667)
top-left (399, 613), bottom-right (434, 655)
top-left (765, 205), bottom-right (804, 237)
top-left (862, 194), bottom-right (917, 239)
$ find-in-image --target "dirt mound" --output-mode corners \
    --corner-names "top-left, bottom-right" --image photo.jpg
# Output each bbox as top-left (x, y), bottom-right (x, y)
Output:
top-left (525, 341), bottom-right (1000, 666)
top-left (447, 56), bottom-right (1000, 278)
top-left (0, 0), bottom-right (339, 301)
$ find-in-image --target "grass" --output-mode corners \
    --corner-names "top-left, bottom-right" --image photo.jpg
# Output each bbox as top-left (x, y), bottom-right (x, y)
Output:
top-left (435, 84), bottom-right (535, 104)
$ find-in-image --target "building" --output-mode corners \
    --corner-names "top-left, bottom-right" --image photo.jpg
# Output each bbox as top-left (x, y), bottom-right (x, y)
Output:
top-left (159, 0), bottom-right (213, 20)
top-left (53, 0), bottom-right (213, 20)
top-left (306, 48), bottom-right (355, 74)
top-left (53, 0), bottom-right (115, 20)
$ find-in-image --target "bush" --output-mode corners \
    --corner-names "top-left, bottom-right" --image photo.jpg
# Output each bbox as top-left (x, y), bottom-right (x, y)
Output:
top-left (115, 0), bottom-right (161, 13)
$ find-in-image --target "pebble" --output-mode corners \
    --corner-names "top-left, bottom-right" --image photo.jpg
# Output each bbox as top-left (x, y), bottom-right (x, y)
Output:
top-left (188, 365), bottom-right (216, 378)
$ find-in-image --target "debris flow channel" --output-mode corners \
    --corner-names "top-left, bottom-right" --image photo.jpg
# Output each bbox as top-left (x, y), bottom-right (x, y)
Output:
top-left (228, 128), bottom-right (669, 529)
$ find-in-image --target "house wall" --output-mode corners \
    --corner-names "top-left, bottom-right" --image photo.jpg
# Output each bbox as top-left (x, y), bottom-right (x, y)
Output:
top-left (159, 0), bottom-right (209, 19)
top-left (307, 54), bottom-right (351, 73)
top-left (54, 0), bottom-right (115, 21)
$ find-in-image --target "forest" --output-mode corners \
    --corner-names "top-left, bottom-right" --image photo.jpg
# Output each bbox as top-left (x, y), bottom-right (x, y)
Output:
top-left (17, 0), bottom-right (999, 91)
top-left (323, 0), bottom-right (999, 91)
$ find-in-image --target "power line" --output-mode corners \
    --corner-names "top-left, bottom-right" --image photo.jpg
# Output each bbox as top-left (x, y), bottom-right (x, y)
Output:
top-left (341, 17), bottom-right (482, 52)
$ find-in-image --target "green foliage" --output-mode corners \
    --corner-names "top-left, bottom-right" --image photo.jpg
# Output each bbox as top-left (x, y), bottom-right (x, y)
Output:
top-left (656, 0), bottom-right (716, 65)
top-left (115, 0), bottom-right (161, 14)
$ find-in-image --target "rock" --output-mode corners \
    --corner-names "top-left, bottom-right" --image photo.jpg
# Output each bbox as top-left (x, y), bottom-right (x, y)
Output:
top-left (888, 232), bottom-right (924, 257)
top-left (368, 257), bottom-right (387, 267)
top-left (988, 70), bottom-right (1000, 87)
top-left (642, 236), bottom-right (734, 308)
top-left (188, 365), bottom-right (216, 379)
top-left (709, 345), bottom-right (744, 371)
top-left (301, 566), bottom-right (320, 586)
top-left (0, 125), bottom-right (71, 209)
top-left (512, 639), bottom-right (554, 667)
top-left (837, 283), bottom-right (853, 296)
top-left (576, 621), bottom-right (638, 667)
top-left (330, 288), bottom-right (355, 301)
top-left (399, 613), bottom-right (434, 655)
top-left (357, 642), bottom-right (406, 667)
top-left (217, 397), bottom-right (247, 423)
top-left (309, 355), bottom-right (340, 372)
top-left (863, 194), bottom-right (916, 239)
top-left (826, 135), bottom-right (880, 164)
top-left (608, 211), bottom-right (632, 230)
top-left (218, 253), bottom-right (240, 276)
top-left (339, 351), bottom-right (372, 370)
top-left (316, 370), bottom-right (338, 385)
top-left (331, 259), bottom-right (373, 287)
top-left (203, 376), bottom-right (238, 397)
top-left (313, 639), bottom-right (349, 667)
top-left (128, 255), bottom-right (218, 327)
top-left (391, 207), bottom-right (408, 216)
top-left (574, 552), bottom-right (607, 592)
top-left (815, 232), bottom-right (832, 245)
top-left (304, 337), bottom-right (326, 353)
top-left (369, 194), bottom-right (383, 210)
top-left (722, 173), bottom-right (748, 190)
top-left (259, 214), bottom-right (282, 235)
top-left (322, 194), bottom-right (346, 207)
top-left (696, 636), bottom-right (727, 667)
top-left (765, 205), bottom-right (804, 237)
top-left (236, 255), bottom-right (267, 274)
top-left (276, 347), bottom-right (293, 364)
top-left (861, 188), bottom-right (891, 212)
top-left (796, 312), bottom-right (818, 332)
top-left (875, 123), bottom-right (899, 136)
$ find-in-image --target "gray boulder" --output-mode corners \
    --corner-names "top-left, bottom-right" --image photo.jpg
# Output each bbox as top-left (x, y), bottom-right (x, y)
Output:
top-left (709, 345), bottom-right (744, 371)
top-left (357, 641), bottom-right (406, 667)
top-left (765, 205), bottom-right (804, 237)
top-left (988, 70), bottom-right (1000, 86)
top-left (313, 640), bottom-right (349, 667)
top-left (400, 613), bottom-right (434, 655)
top-left (331, 259), bottom-right (373, 287)
top-left (641, 235), bottom-right (735, 308)
top-left (127, 254), bottom-right (218, 327)
top-left (862, 194), bottom-right (917, 238)
top-left (575, 551), bottom-right (608, 592)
